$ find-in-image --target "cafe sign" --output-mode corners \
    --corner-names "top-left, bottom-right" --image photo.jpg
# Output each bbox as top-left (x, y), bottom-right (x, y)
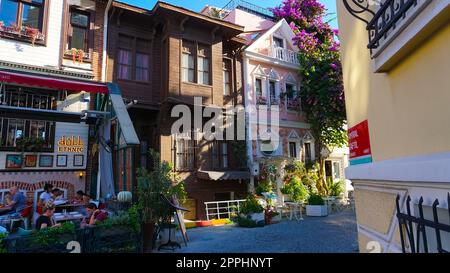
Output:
top-left (58, 136), bottom-right (84, 153)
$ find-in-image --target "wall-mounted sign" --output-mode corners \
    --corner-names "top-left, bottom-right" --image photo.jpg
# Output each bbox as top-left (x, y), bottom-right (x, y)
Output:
top-left (58, 136), bottom-right (84, 153)
top-left (348, 120), bottom-right (372, 165)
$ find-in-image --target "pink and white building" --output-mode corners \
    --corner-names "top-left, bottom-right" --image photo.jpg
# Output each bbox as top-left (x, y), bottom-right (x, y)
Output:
top-left (204, 1), bottom-right (349, 193)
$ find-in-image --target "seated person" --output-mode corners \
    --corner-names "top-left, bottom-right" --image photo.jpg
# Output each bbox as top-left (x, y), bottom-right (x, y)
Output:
top-left (81, 203), bottom-right (108, 227)
top-left (7, 186), bottom-right (27, 212)
top-left (82, 194), bottom-right (92, 205)
top-left (35, 203), bottom-right (61, 230)
top-left (74, 190), bottom-right (86, 203)
top-left (4, 192), bottom-right (12, 205)
top-left (52, 188), bottom-right (64, 201)
top-left (37, 184), bottom-right (54, 213)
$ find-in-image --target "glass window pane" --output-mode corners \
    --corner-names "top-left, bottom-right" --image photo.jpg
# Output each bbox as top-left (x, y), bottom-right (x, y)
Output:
top-left (70, 26), bottom-right (86, 50)
top-left (136, 54), bottom-right (149, 68)
top-left (22, 4), bottom-right (42, 29)
top-left (71, 12), bottom-right (88, 27)
top-left (188, 69), bottom-right (194, 83)
top-left (197, 57), bottom-right (204, 71)
top-left (0, 0), bottom-right (18, 27)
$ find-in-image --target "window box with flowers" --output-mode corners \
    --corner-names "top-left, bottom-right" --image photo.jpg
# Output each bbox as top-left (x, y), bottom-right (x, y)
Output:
top-left (0, 22), bottom-right (45, 46)
top-left (287, 97), bottom-right (301, 111)
top-left (64, 48), bottom-right (90, 64)
top-left (256, 96), bottom-right (267, 105)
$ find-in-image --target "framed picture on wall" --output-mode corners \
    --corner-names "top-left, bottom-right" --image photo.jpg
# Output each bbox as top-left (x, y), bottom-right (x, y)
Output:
top-left (73, 155), bottom-right (84, 167)
top-left (5, 154), bottom-right (23, 169)
top-left (39, 155), bottom-right (54, 167)
top-left (24, 155), bottom-right (37, 167)
top-left (56, 155), bottom-right (68, 167)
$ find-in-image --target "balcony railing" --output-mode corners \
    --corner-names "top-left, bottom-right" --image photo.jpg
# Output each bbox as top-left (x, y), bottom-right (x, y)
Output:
top-left (220, 0), bottom-right (274, 20)
top-left (204, 199), bottom-right (246, 220)
top-left (343, 0), bottom-right (431, 50)
top-left (367, 0), bottom-right (419, 49)
top-left (270, 47), bottom-right (300, 65)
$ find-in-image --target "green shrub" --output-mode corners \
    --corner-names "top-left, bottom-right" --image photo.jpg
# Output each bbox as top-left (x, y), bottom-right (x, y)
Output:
top-left (280, 176), bottom-right (310, 202)
top-left (32, 221), bottom-right (76, 247)
top-left (0, 233), bottom-right (7, 253)
top-left (255, 182), bottom-right (273, 196)
top-left (329, 180), bottom-right (345, 197)
top-left (308, 194), bottom-right (325, 206)
top-left (240, 195), bottom-right (264, 215)
top-left (236, 215), bottom-right (264, 228)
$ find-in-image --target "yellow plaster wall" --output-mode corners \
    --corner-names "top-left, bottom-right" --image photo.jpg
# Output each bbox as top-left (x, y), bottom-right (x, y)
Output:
top-left (336, 2), bottom-right (450, 162)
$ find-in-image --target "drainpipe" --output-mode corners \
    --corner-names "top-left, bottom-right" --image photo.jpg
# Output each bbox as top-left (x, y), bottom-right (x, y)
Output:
top-left (97, 0), bottom-right (113, 201)
top-left (243, 52), bottom-right (255, 194)
top-left (101, 0), bottom-right (113, 83)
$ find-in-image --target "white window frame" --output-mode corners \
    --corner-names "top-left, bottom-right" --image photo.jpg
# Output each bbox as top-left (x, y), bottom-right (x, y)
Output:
top-left (252, 65), bottom-right (268, 105)
top-left (287, 130), bottom-right (301, 159)
top-left (272, 34), bottom-right (286, 49)
top-left (267, 69), bottom-right (280, 106)
top-left (303, 132), bottom-right (315, 162)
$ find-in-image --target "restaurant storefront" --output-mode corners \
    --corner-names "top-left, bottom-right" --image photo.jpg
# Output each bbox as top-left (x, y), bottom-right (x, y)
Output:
top-left (0, 68), bottom-right (138, 210)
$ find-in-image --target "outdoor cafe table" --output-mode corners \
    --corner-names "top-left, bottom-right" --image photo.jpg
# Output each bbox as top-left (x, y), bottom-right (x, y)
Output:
top-left (285, 202), bottom-right (304, 221)
top-left (53, 212), bottom-right (84, 223)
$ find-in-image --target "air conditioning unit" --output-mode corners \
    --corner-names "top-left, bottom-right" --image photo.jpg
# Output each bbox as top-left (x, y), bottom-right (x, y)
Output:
top-left (250, 162), bottom-right (260, 176)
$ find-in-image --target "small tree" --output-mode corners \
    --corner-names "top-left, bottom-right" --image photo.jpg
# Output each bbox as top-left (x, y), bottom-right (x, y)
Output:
top-left (273, 0), bottom-right (347, 195)
top-left (137, 149), bottom-right (187, 225)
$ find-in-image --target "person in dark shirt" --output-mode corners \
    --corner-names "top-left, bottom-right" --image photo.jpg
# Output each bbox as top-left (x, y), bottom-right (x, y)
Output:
top-left (35, 203), bottom-right (61, 230)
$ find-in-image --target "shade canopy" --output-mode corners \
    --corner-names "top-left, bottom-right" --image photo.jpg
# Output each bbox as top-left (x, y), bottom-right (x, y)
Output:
top-left (197, 171), bottom-right (251, 181)
top-left (0, 70), bottom-right (108, 93)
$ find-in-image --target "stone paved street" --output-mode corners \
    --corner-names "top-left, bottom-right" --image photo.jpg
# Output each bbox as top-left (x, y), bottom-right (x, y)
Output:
top-left (163, 210), bottom-right (359, 253)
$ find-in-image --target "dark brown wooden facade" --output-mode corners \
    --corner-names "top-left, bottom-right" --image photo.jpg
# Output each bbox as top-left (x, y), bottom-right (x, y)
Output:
top-left (106, 1), bottom-right (249, 219)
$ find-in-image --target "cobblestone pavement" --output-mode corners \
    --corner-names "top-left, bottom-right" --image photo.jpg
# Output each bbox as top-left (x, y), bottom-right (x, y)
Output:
top-left (160, 210), bottom-right (359, 253)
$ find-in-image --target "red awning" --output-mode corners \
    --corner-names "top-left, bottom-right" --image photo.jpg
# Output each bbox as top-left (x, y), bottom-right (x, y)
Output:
top-left (0, 70), bottom-right (108, 94)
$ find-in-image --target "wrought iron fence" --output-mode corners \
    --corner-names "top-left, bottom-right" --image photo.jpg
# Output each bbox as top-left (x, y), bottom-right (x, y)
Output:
top-left (366, 0), bottom-right (418, 49)
top-left (395, 194), bottom-right (450, 253)
top-left (342, 0), bottom-right (423, 49)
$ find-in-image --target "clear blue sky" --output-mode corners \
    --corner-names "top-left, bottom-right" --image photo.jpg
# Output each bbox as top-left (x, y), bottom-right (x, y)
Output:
top-left (120, 0), bottom-right (339, 29)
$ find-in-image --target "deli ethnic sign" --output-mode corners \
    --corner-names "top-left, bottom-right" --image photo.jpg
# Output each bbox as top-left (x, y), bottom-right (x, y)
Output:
top-left (58, 136), bottom-right (84, 153)
top-left (348, 120), bottom-right (372, 165)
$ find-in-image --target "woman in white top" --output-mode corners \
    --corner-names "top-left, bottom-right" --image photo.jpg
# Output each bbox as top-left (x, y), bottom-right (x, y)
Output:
top-left (38, 183), bottom-right (54, 207)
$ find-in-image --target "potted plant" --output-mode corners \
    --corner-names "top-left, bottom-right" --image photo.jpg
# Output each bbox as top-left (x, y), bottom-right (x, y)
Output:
top-left (280, 176), bottom-right (310, 203)
top-left (306, 194), bottom-right (328, 217)
top-left (24, 27), bottom-right (39, 46)
top-left (238, 195), bottom-right (265, 227)
top-left (137, 149), bottom-right (186, 252)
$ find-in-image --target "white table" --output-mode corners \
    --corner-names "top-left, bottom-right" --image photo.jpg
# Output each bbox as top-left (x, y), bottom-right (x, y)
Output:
top-left (53, 212), bottom-right (84, 223)
top-left (285, 202), bottom-right (304, 221)
top-left (323, 197), bottom-right (336, 214)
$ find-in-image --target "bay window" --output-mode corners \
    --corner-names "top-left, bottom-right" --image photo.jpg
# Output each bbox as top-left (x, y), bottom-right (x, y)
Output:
top-left (182, 41), bottom-right (195, 83)
top-left (223, 59), bottom-right (231, 96)
top-left (116, 35), bottom-right (151, 82)
top-left (181, 40), bottom-right (211, 85)
top-left (197, 44), bottom-right (210, 85)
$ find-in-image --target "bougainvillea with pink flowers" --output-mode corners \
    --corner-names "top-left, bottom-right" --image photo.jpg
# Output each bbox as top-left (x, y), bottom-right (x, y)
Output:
top-left (272, 0), bottom-right (346, 146)
top-left (272, 0), bottom-right (346, 192)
